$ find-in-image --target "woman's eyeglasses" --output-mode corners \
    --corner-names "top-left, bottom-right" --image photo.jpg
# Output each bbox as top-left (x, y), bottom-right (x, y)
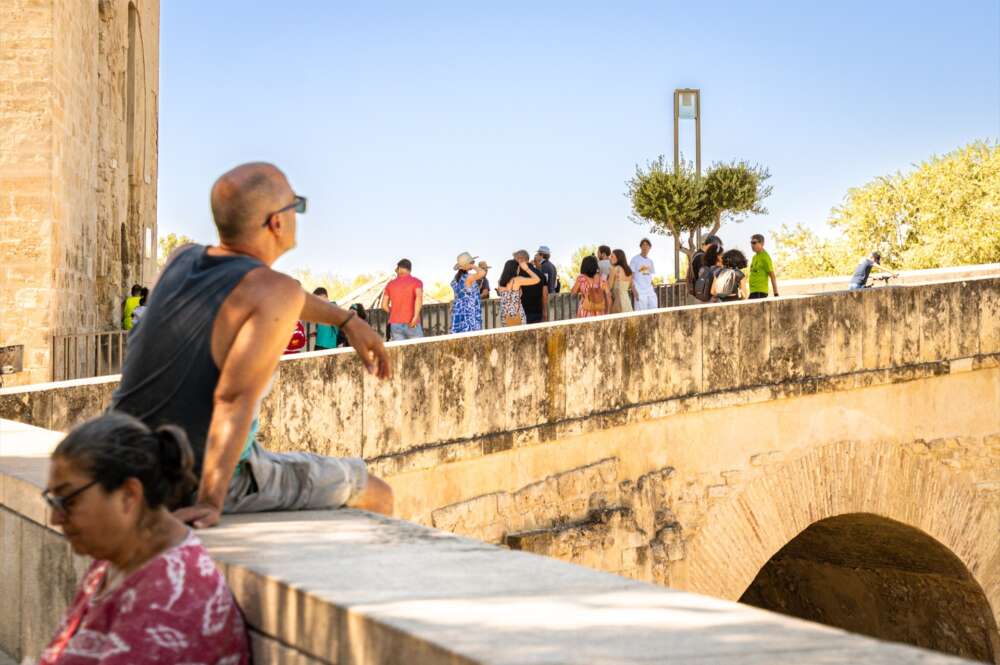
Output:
top-left (42, 479), bottom-right (99, 515)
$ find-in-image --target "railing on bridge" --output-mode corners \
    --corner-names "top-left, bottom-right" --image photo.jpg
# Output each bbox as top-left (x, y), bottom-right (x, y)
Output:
top-left (51, 284), bottom-right (689, 379)
top-left (366, 283), bottom-right (688, 339)
top-left (51, 330), bottom-right (128, 382)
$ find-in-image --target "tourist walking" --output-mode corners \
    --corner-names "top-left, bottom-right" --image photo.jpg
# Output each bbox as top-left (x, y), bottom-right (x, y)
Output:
top-left (686, 234), bottom-right (723, 299)
top-left (712, 249), bottom-right (750, 302)
top-left (110, 162), bottom-right (393, 530)
top-left (748, 234), bottom-right (779, 299)
top-left (536, 245), bottom-right (560, 293)
top-left (310, 287), bottom-right (339, 350)
top-left (497, 252), bottom-right (541, 327)
top-left (382, 258), bottom-right (424, 341)
top-left (848, 251), bottom-right (896, 290)
top-left (451, 252), bottom-right (488, 333)
top-left (572, 255), bottom-right (611, 318)
top-left (597, 245), bottom-right (612, 280)
top-left (608, 249), bottom-right (634, 313)
top-left (39, 412), bottom-right (250, 664)
top-left (521, 252), bottom-right (550, 324)
top-left (629, 238), bottom-right (657, 310)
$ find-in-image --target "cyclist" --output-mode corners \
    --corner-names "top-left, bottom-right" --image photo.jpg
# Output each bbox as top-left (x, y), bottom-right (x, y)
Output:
top-left (848, 251), bottom-right (897, 290)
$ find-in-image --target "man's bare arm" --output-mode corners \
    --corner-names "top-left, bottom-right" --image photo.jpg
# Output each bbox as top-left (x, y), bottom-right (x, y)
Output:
top-left (298, 290), bottom-right (392, 379)
top-left (411, 288), bottom-right (423, 327)
top-left (769, 270), bottom-right (779, 296)
top-left (175, 278), bottom-right (304, 528)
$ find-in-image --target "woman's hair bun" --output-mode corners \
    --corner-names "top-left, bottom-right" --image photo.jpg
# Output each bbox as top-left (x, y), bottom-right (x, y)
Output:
top-left (153, 424), bottom-right (197, 509)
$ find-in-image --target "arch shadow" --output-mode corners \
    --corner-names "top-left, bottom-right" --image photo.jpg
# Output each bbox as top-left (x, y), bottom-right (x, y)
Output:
top-left (678, 440), bottom-right (1000, 662)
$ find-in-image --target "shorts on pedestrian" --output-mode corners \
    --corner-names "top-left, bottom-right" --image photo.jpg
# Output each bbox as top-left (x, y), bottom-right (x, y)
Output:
top-left (748, 292), bottom-right (768, 300)
top-left (634, 292), bottom-right (658, 311)
top-left (224, 441), bottom-right (368, 513)
top-left (390, 323), bottom-right (424, 341)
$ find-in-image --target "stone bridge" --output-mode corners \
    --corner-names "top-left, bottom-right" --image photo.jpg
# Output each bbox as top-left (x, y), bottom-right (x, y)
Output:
top-left (2, 273), bottom-right (999, 662)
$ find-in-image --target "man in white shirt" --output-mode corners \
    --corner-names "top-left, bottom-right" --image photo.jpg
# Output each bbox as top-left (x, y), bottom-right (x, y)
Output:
top-left (630, 238), bottom-right (657, 310)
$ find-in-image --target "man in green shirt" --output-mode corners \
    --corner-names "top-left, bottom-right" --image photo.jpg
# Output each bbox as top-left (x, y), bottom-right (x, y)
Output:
top-left (121, 284), bottom-right (142, 330)
top-left (748, 234), bottom-right (779, 299)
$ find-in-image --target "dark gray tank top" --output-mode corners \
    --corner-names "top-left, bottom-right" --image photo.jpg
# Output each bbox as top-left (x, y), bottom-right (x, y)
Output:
top-left (111, 245), bottom-right (264, 472)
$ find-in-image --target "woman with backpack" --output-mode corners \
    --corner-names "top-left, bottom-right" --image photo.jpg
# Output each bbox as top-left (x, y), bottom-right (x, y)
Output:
top-left (608, 249), bottom-right (634, 313)
top-left (497, 254), bottom-right (541, 327)
top-left (692, 245), bottom-right (723, 303)
top-left (572, 255), bottom-right (611, 318)
top-left (711, 249), bottom-right (750, 302)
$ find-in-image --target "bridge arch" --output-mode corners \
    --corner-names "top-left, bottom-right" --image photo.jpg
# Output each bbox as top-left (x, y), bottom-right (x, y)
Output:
top-left (679, 440), bottom-right (1000, 662)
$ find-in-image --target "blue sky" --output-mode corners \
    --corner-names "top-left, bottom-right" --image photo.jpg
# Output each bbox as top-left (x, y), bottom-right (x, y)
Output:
top-left (158, 1), bottom-right (1000, 282)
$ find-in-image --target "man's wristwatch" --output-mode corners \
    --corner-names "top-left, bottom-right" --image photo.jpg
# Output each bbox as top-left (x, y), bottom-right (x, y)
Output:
top-left (339, 310), bottom-right (357, 328)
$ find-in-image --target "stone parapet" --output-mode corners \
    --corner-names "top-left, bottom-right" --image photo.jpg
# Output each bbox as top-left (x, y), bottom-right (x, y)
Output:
top-left (0, 420), bottom-right (980, 665)
top-left (3, 275), bottom-right (999, 474)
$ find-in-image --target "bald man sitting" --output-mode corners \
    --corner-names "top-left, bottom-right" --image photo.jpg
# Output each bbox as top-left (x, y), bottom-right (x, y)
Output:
top-left (110, 162), bottom-right (393, 528)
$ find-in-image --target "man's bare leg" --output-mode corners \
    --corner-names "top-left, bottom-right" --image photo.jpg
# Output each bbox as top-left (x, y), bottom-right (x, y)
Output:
top-left (347, 475), bottom-right (394, 516)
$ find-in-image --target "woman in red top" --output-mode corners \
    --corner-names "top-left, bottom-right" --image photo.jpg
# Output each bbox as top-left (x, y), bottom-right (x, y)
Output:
top-left (571, 255), bottom-right (610, 318)
top-left (35, 412), bottom-right (249, 665)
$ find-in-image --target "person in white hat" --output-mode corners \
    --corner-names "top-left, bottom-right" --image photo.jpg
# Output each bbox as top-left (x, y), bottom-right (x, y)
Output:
top-left (450, 252), bottom-right (488, 333)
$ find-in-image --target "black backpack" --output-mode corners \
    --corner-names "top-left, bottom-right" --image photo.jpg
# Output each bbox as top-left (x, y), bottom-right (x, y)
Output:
top-left (693, 266), bottom-right (716, 303)
top-left (686, 251), bottom-right (704, 296)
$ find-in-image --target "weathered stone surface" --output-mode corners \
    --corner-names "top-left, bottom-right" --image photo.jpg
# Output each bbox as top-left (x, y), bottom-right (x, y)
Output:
top-left (0, 509), bottom-right (22, 661)
top-left (20, 519), bottom-right (81, 659)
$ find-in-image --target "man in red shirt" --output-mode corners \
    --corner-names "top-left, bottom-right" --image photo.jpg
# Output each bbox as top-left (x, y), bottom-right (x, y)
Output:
top-left (382, 258), bottom-right (424, 341)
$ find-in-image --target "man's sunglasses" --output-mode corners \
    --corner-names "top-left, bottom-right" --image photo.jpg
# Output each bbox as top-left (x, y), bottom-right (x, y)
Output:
top-left (42, 479), bottom-right (99, 515)
top-left (262, 195), bottom-right (307, 228)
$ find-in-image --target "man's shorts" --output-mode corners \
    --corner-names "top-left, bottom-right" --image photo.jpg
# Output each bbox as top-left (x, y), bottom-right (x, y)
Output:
top-left (223, 441), bottom-right (368, 513)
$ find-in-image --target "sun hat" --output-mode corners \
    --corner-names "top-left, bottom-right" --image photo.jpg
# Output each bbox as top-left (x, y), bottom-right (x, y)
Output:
top-left (453, 252), bottom-right (477, 270)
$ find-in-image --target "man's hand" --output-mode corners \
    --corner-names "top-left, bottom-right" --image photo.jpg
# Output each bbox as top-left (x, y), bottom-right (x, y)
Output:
top-left (343, 315), bottom-right (392, 379)
top-left (174, 502), bottom-right (222, 529)
top-left (408, 317), bottom-right (420, 329)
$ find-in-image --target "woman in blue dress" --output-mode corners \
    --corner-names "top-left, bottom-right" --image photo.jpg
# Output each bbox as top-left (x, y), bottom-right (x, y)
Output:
top-left (450, 252), bottom-right (488, 334)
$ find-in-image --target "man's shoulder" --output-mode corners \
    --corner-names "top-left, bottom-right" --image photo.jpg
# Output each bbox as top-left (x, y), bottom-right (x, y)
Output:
top-left (239, 268), bottom-right (301, 305)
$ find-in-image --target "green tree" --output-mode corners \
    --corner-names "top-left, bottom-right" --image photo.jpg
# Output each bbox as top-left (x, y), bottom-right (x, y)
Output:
top-left (157, 233), bottom-right (196, 269)
top-left (627, 157), bottom-right (771, 264)
top-left (558, 244), bottom-right (598, 287)
top-left (775, 141), bottom-right (1000, 277)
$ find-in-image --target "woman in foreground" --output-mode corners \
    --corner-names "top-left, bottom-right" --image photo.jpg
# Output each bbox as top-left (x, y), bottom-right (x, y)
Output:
top-left (33, 412), bottom-right (249, 665)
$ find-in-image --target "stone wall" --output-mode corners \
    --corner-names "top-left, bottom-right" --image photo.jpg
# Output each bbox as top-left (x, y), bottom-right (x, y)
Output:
top-left (0, 0), bottom-right (159, 387)
top-left (2, 277), bottom-right (999, 661)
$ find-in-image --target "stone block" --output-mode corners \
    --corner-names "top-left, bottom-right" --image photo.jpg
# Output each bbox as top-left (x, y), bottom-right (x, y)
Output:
top-left (563, 317), bottom-right (627, 418)
top-left (919, 283), bottom-right (952, 364)
top-left (250, 630), bottom-right (327, 665)
top-left (950, 280), bottom-right (980, 358)
top-left (0, 509), bottom-right (22, 661)
top-left (265, 353), bottom-right (363, 457)
top-left (764, 297), bottom-right (804, 384)
top-left (623, 307), bottom-right (702, 405)
top-left (20, 521), bottom-right (80, 661)
top-left (977, 278), bottom-right (1000, 355)
top-left (700, 305), bottom-right (741, 391)
top-left (502, 327), bottom-right (552, 432)
top-left (800, 294), bottom-right (833, 378)
top-left (861, 287), bottom-right (894, 369)
top-left (362, 334), bottom-right (506, 459)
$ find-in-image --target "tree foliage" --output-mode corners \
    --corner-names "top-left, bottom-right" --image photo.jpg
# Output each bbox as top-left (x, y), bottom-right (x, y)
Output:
top-left (627, 157), bottom-right (771, 260)
top-left (156, 232), bottom-right (196, 269)
top-left (775, 141), bottom-right (1000, 277)
top-left (558, 244), bottom-right (598, 286)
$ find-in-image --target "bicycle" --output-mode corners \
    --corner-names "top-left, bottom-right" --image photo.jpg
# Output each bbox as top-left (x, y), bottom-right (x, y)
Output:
top-left (863, 274), bottom-right (896, 288)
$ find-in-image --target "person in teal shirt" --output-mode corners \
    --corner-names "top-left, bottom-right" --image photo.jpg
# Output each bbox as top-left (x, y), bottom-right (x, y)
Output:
top-left (311, 287), bottom-right (339, 349)
top-left (748, 234), bottom-right (780, 299)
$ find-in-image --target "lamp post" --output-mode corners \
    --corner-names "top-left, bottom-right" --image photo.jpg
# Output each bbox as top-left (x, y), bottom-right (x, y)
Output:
top-left (672, 88), bottom-right (701, 280)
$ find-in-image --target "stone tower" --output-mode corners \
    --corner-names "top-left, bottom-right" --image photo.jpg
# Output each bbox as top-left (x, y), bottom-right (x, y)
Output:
top-left (0, 0), bottom-right (160, 387)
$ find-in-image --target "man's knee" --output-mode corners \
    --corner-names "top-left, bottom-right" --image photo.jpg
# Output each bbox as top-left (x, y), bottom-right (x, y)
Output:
top-left (348, 474), bottom-right (394, 516)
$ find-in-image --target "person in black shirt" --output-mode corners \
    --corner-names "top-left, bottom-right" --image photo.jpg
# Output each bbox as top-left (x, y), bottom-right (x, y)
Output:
top-left (686, 234), bottom-right (723, 297)
top-left (536, 245), bottom-right (559, 293)
top-left (520, 251), bottom-right (549, 324)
